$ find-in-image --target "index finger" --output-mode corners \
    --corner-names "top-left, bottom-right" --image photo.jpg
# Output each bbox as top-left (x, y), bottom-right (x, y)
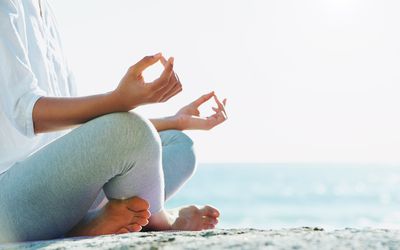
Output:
top-left (160, 56), bottom-right (168, 67)
top-left (131, 53), bottom-right (162, 76)
top-left (192, 91), bottom-right (214, 107)
top-left (213, 95), bottom-right (228, 119)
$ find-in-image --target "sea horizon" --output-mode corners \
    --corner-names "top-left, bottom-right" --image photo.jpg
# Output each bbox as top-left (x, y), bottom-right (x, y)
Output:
top-left (166, 163), bottom-right (400, 230)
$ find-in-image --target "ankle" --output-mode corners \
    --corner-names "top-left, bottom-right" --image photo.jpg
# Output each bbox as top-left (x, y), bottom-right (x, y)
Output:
top-left (144, 209), bottom-right (174, 231)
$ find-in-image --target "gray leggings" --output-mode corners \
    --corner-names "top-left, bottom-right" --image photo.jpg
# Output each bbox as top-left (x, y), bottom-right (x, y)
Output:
top-left (0, 112), bottom-right (196, 243)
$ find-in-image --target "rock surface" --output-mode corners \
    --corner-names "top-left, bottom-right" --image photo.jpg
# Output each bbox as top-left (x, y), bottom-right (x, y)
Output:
top-left (2, 228), bottom-right (400, 250)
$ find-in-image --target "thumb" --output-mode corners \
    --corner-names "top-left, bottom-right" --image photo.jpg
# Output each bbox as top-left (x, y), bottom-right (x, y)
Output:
top-left (130, 53), bottom-right (162, 75)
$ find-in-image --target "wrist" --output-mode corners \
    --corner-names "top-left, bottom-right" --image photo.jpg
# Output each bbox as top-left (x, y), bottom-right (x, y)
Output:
top-left (108, 90), bottom-right (132, 112)
top-left (172, 114), bottom-right (186, 130)
top-left (149, 115), bottom-right (183, 132)
top-left (167, 115), bottom-right (183, 131)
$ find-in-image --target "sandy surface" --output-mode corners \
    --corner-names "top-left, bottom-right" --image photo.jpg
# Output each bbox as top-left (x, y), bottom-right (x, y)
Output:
top-left (2, 228), bottom-right (400, 250)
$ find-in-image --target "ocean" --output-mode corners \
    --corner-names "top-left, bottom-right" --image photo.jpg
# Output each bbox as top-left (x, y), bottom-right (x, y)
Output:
top-left (165, 163), bottom-right (400, 230)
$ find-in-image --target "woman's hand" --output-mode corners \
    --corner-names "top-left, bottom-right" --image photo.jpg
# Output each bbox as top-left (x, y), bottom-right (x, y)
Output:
top-left (112, 53), bottom-right (182, 111)
top-left (174, 92), bottom-right (228, 130)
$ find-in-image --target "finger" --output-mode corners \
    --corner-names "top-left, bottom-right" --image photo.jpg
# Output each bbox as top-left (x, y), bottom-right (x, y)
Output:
top-left (160, 56), bottom-right (168, 67)
top-left (160, 81), bottom-right (183, 102)
top-left (150, 57), bottom-right (174, 90)
top-left (159, 57), bottom-right (181, 92)
top-left (211, 106), bottom-right (227, 123)
top-left (185, 110), bottom-right (227, 131)
top-left (162, 86), bottom-right (182, 102)
top-left (213, 95), bottom-right (228, 119)
top-left (130, 53), bottom-right (162, 76)
top-left (212, 102), bottom-right (225, 113)
top-left (154, 70), bottom-right (181, 101)
top-left (158, 71), bottom-right (181, 94)
top-left (171, 73), bottom-right (181, 91)
top-left (213, 110), bottom-right (227, 121)
top-left (192, 91), bottom-right (214, 108)
top-left (206, 111), bottom-right (226, 129)
top-left (223, 98), bottom-right (227, 106)
top-left (175, 72), bottom-right (181, 84)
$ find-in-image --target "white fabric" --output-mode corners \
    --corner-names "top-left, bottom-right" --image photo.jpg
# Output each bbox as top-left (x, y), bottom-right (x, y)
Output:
top-left (0, 0), bottom-right (77, 175)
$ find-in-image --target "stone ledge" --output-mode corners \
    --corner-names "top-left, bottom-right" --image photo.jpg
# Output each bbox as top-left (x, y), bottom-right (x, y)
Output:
top-left (2, 228), bottom-right (400, 250)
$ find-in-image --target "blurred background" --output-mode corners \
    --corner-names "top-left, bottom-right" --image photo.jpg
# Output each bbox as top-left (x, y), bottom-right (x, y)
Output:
top-left (52, 0), bottom-right (400, 229)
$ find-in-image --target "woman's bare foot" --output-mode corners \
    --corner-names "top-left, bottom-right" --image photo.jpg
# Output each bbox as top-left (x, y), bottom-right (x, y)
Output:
top-left (67, 196), bottom-right (151, 237)
top-left (171, 205), bottom-right (220, 231)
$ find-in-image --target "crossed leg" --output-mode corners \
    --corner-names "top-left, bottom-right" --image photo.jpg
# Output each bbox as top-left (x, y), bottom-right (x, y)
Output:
top-left (151, 130), bottom-right (220, 231)
top-left (84, 129), bottom-right (219, 233)
top-left (0, 113), bottom-right (219, 243)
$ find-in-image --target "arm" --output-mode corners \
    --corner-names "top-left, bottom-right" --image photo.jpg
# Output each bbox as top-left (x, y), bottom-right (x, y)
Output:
top-left (149, 116), bottom-right (179, 132)
top-left (148, 56), bottom-right (228, 132)
top-left (33, 54), bottom-right (182, 134)
top-left (33, 93), bottom-right (121, 133)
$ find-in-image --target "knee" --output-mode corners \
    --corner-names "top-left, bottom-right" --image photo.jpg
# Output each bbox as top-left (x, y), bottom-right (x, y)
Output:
top-left (162, 130), bottom-right (197, 176)
top-left (90, 112), bottom-right (161, 160)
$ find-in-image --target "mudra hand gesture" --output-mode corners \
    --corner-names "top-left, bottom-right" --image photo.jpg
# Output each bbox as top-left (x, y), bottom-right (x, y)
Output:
top-left (113, 53), bottom-right (227, 131)
top-left (114, 53), bottom-right (182, 110)
top-left (174, 92), bottom-right (227, 130)
top-left (158, 56), bottom-right (228, 131)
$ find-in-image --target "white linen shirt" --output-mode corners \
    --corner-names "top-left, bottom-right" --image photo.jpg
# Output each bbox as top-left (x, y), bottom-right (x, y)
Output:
top-left (0, 0), bottom-right (77, 174)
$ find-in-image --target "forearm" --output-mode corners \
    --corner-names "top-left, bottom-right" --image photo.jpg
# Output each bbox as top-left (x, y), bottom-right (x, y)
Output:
top-left (149, 116), bottom-right (181, 132)
top-left (33, 92), bottom-right (123, 134)
top-left (31, 53), bottom-right (182, 134)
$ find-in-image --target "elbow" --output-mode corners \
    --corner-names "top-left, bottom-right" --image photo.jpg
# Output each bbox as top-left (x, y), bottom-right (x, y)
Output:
top-left (9, 94), bottom-right (44, 138)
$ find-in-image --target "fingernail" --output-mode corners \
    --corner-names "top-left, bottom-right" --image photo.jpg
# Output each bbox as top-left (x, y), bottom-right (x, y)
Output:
top-left (169, 57), bottom-right (174, 65)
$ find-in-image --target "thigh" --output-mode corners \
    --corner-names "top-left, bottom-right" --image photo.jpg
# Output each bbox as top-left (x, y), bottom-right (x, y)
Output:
top-left (0, 135), bottom-right (107, 242)
top-left (0, 113), bottom-right (141, 242)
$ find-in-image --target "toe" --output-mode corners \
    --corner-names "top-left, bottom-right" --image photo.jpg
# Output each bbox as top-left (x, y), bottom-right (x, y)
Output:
top-left (116, 228), bottom-right (130, 234)
top-left (202, 216), bottom-right (218, 225)
top-left (203, 224), bottom-right (216, 230)
top-left (126, 224), bottom-right (142, 232)
top-left (133, 217), bottom-right (149, 226)
top-left (134, 210), bottom-right (151, 219)
top-left (127, 196), bottom-right (150, 212)
top-left (200, 205), bottom-right (220, 218)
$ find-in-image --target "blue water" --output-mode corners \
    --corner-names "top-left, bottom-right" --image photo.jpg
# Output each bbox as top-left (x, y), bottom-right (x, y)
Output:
top-left (165, 163), bottom-right (400, 229)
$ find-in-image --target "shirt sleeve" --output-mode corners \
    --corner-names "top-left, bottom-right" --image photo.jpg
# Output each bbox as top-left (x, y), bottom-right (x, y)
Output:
top-left (67, 65), bottom-right (78, 97)
top-left (0, 0), bottom-right (46, 137)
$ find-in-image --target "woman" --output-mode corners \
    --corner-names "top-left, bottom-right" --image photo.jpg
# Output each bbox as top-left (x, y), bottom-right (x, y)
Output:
top-left (0, 0), bottom-right (227, 243)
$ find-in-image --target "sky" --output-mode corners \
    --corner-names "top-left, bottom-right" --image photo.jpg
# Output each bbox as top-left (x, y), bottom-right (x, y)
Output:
top-left (51, 0), bottom-right (400, 164)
